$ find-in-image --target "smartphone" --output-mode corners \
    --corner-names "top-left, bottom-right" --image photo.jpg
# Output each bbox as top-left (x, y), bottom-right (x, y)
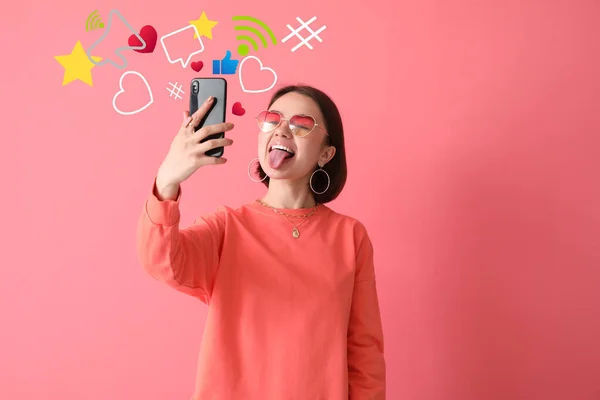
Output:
top-left (189, 77), bottom-right (227, 157)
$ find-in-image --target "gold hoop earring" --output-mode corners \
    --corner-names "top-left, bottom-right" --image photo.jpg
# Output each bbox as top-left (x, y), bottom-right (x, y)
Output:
top-left (310, 164), bottom-right (330, 194)
top-left (248, 157), bottom-right (268, 183)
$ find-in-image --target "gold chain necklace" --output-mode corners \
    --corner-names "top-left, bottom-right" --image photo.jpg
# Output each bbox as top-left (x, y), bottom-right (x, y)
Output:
top-left (256, 199), bottom-right (320, 238)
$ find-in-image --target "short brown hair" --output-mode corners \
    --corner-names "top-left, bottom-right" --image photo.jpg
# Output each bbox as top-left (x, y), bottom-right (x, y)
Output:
top-left (255, 85), bottom-right (348, 204)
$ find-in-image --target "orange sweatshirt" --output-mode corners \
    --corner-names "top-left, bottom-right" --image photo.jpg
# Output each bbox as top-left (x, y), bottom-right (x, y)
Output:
top-left (136, 179), bottom-right (386, 399)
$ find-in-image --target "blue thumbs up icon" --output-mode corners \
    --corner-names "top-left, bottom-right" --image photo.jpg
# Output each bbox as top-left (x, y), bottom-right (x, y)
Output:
top-left (212, 50), bottom-right (239, 75)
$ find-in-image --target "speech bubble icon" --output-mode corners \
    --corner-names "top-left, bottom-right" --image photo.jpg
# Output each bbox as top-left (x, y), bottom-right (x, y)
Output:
top-left (160, 25), bottom-right (205, 68)
top-left (85, 9), bottom-right (146, 70)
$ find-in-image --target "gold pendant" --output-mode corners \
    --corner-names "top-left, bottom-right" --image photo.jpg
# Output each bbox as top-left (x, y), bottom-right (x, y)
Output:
top-left (292, 228), bottom-right (300, 238)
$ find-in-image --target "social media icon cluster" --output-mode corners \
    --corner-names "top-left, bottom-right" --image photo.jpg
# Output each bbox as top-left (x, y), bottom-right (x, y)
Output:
top-left (53, 9), bottom-right (327, 116)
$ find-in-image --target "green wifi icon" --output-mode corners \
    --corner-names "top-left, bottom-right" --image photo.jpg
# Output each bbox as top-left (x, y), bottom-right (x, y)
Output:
top-left (232, 16), bottom-right (277, 56)
top-left (86, 10), bottom-right (105, 31)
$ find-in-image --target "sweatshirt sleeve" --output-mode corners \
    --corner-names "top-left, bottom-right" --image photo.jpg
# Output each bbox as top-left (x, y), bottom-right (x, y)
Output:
top-left (135, 178), bottom-right (224, 304)
top-left (347, 223), bottom-right (386, 399)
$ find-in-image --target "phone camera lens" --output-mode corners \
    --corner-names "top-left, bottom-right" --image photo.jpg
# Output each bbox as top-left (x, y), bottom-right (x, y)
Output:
top-left (192, 81), bottom-right (199, 94)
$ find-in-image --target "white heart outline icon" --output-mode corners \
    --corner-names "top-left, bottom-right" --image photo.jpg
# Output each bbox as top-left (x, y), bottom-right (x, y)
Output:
top-left (238, 56), bottom-right (278, 94)
top-left (112, 70), bottom-right (154, 116)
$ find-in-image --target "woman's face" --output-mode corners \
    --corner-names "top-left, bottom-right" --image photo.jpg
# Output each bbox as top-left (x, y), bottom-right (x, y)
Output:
top-left (257, 92), bottom-right (335, 182)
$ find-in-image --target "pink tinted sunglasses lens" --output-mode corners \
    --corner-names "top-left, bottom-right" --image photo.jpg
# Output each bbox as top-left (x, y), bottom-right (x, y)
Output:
top-left (257, 112), bottom-right (316, 134)
top-left (257, 111), bottom-right (280, 131)
top-left (289, 115), bottom-right (316, 131)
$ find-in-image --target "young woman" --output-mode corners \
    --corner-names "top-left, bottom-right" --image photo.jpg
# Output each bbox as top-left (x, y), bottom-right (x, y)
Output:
top-left (136, 85), bottom-right (386, 399)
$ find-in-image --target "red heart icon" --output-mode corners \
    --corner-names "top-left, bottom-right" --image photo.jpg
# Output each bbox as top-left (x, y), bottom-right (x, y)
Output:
top-left (128, 25), bottom-right (157, 53)
top-left (232, 102), bottom-right (245, 116)
top-left (191, 61), bottom-right (203, 72)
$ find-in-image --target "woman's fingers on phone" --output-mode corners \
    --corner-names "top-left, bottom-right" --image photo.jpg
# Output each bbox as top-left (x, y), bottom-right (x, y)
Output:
top-left (192, 122), bottom-right (234, 142)
top-left (196, 137), bottom-right (234, 154)
top-left (195, 138), bottom-right (233, 157)
top-left (204, 156), bottom-right (228, 166)
top-left (189, 96), bottom-right (215, 126)
top-left (181, 111), bottom-right (193, 130)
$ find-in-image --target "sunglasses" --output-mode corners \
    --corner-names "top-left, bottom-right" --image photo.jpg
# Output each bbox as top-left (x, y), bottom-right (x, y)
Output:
top-left (255, 110), bottom-right (328, 138)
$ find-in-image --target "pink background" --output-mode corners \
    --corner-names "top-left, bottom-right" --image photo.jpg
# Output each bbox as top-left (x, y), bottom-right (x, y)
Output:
top-left (1, 0), bottom-right (599, 399)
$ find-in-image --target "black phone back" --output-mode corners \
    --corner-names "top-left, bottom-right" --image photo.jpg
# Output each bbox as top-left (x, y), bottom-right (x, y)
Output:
top-left (189, 78), bottom-right (227, 157)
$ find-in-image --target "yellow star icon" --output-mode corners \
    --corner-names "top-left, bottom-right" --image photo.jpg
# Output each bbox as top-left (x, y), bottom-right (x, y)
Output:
top-left (189, 11), bottom-right (218, 40)
top-left (54, 41), bottom-right (102, 87)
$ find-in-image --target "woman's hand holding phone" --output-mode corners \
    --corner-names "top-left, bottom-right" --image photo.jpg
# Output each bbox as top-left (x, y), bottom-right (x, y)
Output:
top-left (155, 96), bottom-right (235, 200)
